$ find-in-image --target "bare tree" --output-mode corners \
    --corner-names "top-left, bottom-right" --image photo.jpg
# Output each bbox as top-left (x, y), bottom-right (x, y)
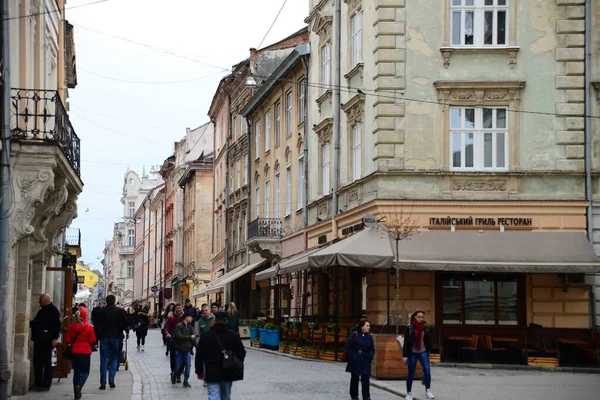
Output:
top-left (382, 203), bottom-right (420, 334)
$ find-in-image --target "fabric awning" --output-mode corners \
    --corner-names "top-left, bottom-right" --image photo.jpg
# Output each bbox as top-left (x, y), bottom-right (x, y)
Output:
top-left (192, 259), bottom-right (268, 298)
top-left (395, 231), bottom-right (600, 274)
top-left (308, 227), bottom-right (394, 269)
top-left (255, 246), bottom-right (328, 280)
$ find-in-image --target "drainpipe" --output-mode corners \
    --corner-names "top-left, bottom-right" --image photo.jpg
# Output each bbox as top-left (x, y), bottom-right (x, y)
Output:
top-left (224, 95), bottom-right (232, 304)
top-left (0, 0), bottom-right (12, 394)
top-left (246, 116), bottom-right (253, 257)
top-left (332, 0), bottom-right (341, 240)
top-left (585, 0), bottom-right (592, 244)
top-left (300, 56), bottom-right (309, 229)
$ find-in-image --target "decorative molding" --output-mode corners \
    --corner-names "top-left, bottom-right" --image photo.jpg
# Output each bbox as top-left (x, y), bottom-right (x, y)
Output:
top-left (344, 0), bottom-right (362, 14)
top-left (344, 63), bottom-right (364, 82)
top-left (439, 47), bottom-right (520, 69)
top-left (311, 14), bottom-right (333, 40)
top-left (452, 180), bottom-right (508, 192)
top-left (313, 118), bottom-right (333, 144)
top-left (592, 82), bottom-right (600, 102)
top-left (342, 93), bottom-right (365, 125)
top-left (347, 186), bottom-right (362, 204)
top-left (434, 81), bottom-right (526, 104)
top-left (317, 200), bottom-right (330, 217)
top-left (316, 89), bottom-right (332, 112)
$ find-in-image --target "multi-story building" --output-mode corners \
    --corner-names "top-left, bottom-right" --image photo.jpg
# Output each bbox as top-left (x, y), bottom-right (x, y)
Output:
top-left (103, 169), bottom-right (159, 307)
top-left (241, 43), bottom-right (310, 318)
top-left (201, 28), bottom-right (309, 315)
top-left (179, 122), bottom-right (215, 304)
top-left (2, 1), bottom-right (83, 395)
top-left (286, 0), bottom-right (600, 342)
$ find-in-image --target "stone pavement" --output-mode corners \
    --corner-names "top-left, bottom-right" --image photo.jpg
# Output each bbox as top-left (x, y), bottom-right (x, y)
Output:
top-left (12, 350), bottom-right (133, 400)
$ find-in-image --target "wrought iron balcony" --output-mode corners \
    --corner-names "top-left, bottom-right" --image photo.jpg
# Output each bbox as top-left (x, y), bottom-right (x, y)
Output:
top-left (247, 218), bottom-right (282, 240)
top-left (11, 88), bottom-right (81, 176)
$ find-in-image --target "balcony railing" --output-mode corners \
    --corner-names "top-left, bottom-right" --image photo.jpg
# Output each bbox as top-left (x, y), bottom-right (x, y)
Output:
top-left (11, 88), bottom-right (81, 176)
top-left (119, 245), bottom-right (135, 254)
top-left (247, 218), bottom-right (282, 240)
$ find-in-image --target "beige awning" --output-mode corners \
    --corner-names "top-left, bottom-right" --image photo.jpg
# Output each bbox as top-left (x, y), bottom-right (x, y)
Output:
top-left (395, 231), bottom-right (600, 274)
top-left (192, 259), bottom-right (268, 298)
top-left (255, 246), bottom-right (327, 281)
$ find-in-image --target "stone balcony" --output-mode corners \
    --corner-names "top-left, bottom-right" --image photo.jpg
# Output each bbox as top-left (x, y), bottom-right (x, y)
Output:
top-left (246, 218), bottom-right (282, 260)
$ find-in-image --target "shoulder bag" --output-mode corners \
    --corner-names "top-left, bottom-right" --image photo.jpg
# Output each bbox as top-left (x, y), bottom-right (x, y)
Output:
top-left (62, 329), bottom-right (82, 360)
top-left (214, 333), bottom-right (243, 376)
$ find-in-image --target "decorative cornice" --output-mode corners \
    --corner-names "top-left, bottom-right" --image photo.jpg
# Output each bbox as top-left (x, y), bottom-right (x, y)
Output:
top-left (433, 81), bottom-right (526, 104)
top-left (439, 47), bottom-right (520, 69)
top-left (344, 0), bottom-right (362, 13)
top-left (341, 93), bottom-right (365, 125)
top-left (592, 82), bottom-right (600, 102)
top-left (313, 118), bottom-right (333, 144)
top-left (311, 14), bottom-right (333, 39)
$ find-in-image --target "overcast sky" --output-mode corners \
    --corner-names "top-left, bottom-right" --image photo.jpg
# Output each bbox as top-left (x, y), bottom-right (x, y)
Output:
top-left (67, 0), bottom-right (309, 269)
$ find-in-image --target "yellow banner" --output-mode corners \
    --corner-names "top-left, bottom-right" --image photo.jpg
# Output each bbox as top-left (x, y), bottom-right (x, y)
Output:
top-left (75, 263), bottom-right (99, 289)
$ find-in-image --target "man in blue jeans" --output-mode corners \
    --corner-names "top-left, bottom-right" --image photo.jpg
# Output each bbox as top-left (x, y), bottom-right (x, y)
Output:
top-left (171, 311), bottom-right (196, 387)
top-left (94, 295), bottom-right (129, 390)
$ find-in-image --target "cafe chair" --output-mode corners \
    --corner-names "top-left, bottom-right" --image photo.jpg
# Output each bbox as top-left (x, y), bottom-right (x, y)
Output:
top-left (459, 334), bottom-right (479, 363)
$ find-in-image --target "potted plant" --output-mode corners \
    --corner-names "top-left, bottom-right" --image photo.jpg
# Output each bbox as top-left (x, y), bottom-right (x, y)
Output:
top-left (318, 347), bottom-right (336, 361)
top-left (251, 337), bottom-right (260, 348)
top-left (327, 323), bottom-right (340, 333)
top-left (308, 322), bottom-right (319, 332)
top-left (255, 318), bottom-right (267, 348)
top-left (249, 319), bottom-right (263, 342)
top-left (264, 322), bottom-right (281, 350)
top-left (279, 340), bottom-right (289, 353)
top-left (302, 346), bottom-right (318, 359)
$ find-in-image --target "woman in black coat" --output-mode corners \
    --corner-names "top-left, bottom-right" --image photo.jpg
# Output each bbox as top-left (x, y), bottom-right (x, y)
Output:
top-left (135, 306), bottom-right (150, 351)
top-left (345, 318), bottom-right (375, 400)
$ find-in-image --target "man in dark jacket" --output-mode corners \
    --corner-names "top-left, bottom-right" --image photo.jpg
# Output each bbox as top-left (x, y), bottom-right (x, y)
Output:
top-left (164, 303), bottom-right (184, 379)
top-left (171, 312), bottom-right (196, 387)
top-left (30, 294), bottom-right (61, 391)
top-left (195, 311), bottom-right (246, 399)
top-left (94, 294), bottom-right (129, 390)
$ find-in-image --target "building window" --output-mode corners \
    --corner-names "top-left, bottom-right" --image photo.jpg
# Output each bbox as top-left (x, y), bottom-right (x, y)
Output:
top-left (321, 42), bottom-right (331, 93)
top-left (127, 229), bottom-right (135, 246)
top-left (450, 0), bottom-right (508, 47)
top-left (351, 11), bottom-right (363, 66)
top-left (322, 143), bottom-right (330, 195)
top-left (450, 107), bottom-right (507, 171)
top-left (240, 116), bottom-right (246, 137)
top-left (265, 112), bottom-right (272, 151)
top-left (236, 161), bottom-right (241, 189)
top-left (128, 202), bottom-right (135, 217)
top-left (298, 78), bottom-right (306, 123)
top-left (229, 171), bottom-right (234, 193)
top-left (264, 180), bottom-right (271, 218)
top-left (243, 160), bottom-right (248, 185)
top-left (286, 91), bottom-right (293, 137)
top-left (275, 101), bottom-right (282, 146)
top-left (233, 115), bottom-right (238, 140)
top-left (255, 121), bottom-right (261, 159)
top-left (255, 187), bottom-right (260, 217)
top-left (285, 165), bottom-right (292, 216)
top-left (236, 219), bottom-right (241, 251)
top-left (297, 155), bottom-right (305, 210)
top-left (128, 178), bottom-right (134, 186)
top-left (274, 173), bottom-right (280, 218)
top-left (440, 275), bottom-right (519, 326)
top-left (127, 260), bottom-right (134, 277)
top-left (351, 124), bottom-right (362, 181)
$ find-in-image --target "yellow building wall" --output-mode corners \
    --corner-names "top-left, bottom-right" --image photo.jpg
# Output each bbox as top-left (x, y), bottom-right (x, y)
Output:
top-left (528, 274), bottom-right (590, 329)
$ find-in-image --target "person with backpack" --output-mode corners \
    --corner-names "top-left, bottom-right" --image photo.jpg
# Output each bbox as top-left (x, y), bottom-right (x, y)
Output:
top-left (196, 311), bottom-right (246, 399)
top-left (64, 306), bottom-right (97, 399)
top-left (345, 318), bottom-right (375, 400)
top-left (135, 306), bottom-right (150, 351)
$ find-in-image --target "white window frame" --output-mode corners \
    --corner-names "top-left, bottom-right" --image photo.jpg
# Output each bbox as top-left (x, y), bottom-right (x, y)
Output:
top-left (450, 0), bottom-right (509, 47)
top-left (243, 160), bottom-right (248, 185)
top-left (352, 123), bottom-right (362, 181)
top-left (264, 180), bottom-right (271, 218)
top-left (285, 165), bottom-right (292, 216)
top-left (449, 106), bottom-right (509, 171)
top-left (274, 173), bottom-right (281, 219)
top-left (322, 143), bottom-right (331, 195)
top-left (236, 161), bottom-right (241, 189)
top-left (297, 155), bottom-right (305, 211)
top-left (265, 112), bottom-right (272, 151)
top-left (229, 171), bottom-right (234, 193)
top-left (127, 260), bottom-right (134, 278)
top-left (275, 101), bottom-right (282, 146)
top-left (255, 121), bottom-right (261, 159)
top-left (128, 229), bottom-right (135, 246)
top-left (233, 115), bottom-right (238, 140)
top-left (298, 79), bottom-right (306, 123)
top-left (128, 201), bottom-right (135, 217)
top-left (351, 11), bottom-right (363, 66)
top-left (321, 42), bottom-right (331, 93)
top-left (255, 187), bottom-right (260, 217)
top-left (286, 91), bottom-right (293, 137)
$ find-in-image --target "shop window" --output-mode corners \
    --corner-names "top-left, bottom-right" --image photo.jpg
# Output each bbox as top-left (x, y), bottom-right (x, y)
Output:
top-left (440, 275), bottom-right (520, 326)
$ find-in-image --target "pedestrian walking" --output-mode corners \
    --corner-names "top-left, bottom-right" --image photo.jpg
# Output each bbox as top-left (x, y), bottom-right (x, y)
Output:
top-left (64, 306), bottom-right (97, 399)
top-left (135, 306), bottom-right (150, 351)
top-left (29, 294), bottom-right (61, 392)
top-left (161, 302), bottom-right (176, 349)
top-left (94, 294), bottom-right (129, 390)
top-left (196, 311), bottom-right (246, 400)
top-left (227, 302), bottom-right (240, 335)
top-left (210, 302), bottom-right (220, 314)
top-left (164, 303), bottom-right (185, 381)
top-left (171, 312), bottom-right (197, 388)
top-left (345, 318), bottom-right (374, 400)
top-left (402, 310), bottom-right (434, 400)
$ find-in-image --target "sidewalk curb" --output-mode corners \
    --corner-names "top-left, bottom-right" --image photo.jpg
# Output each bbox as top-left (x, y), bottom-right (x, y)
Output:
top-left (433, 362), bottom-right (600, 374)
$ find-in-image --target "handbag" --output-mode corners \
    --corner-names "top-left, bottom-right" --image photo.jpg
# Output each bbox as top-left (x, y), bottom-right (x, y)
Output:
top-left (62, 330), bottom-right (82, 360)
top-left (214, 333), bottom-right (243, 376)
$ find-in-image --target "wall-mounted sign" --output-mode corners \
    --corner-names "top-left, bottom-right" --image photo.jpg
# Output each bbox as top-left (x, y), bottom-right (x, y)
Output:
top-left (429, 217), bottom-right (533, 227)
top-left (164, 288), bottom-right (172, 300)
top-left (342, 223), bottom-right (364, 236)
top-left (151, 286), bottom-right (159, 293)
top-left (362, 214), bottom-right (377, 227)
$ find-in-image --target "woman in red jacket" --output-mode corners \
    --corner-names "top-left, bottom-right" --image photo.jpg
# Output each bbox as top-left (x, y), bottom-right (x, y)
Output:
top-left (65, 306), bottom-right (97, 399)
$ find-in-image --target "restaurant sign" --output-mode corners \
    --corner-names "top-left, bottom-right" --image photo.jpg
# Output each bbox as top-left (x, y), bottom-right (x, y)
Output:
top-left (429, 217), bottom-right (533, 227)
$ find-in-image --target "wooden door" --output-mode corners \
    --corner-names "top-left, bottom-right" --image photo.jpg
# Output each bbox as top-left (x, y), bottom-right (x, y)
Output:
top-left (47, 267), bottom-right (74, 379)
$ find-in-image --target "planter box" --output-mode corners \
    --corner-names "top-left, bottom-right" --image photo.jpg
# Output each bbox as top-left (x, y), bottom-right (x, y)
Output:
top-left (302, 349), bottom-right (318, 359)
top-left (318, 351), bottom-right (336, 361)
top-left (251, 341), bottom-right (260, 348)
top-left (371, 334), bottom-right (423, 380)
